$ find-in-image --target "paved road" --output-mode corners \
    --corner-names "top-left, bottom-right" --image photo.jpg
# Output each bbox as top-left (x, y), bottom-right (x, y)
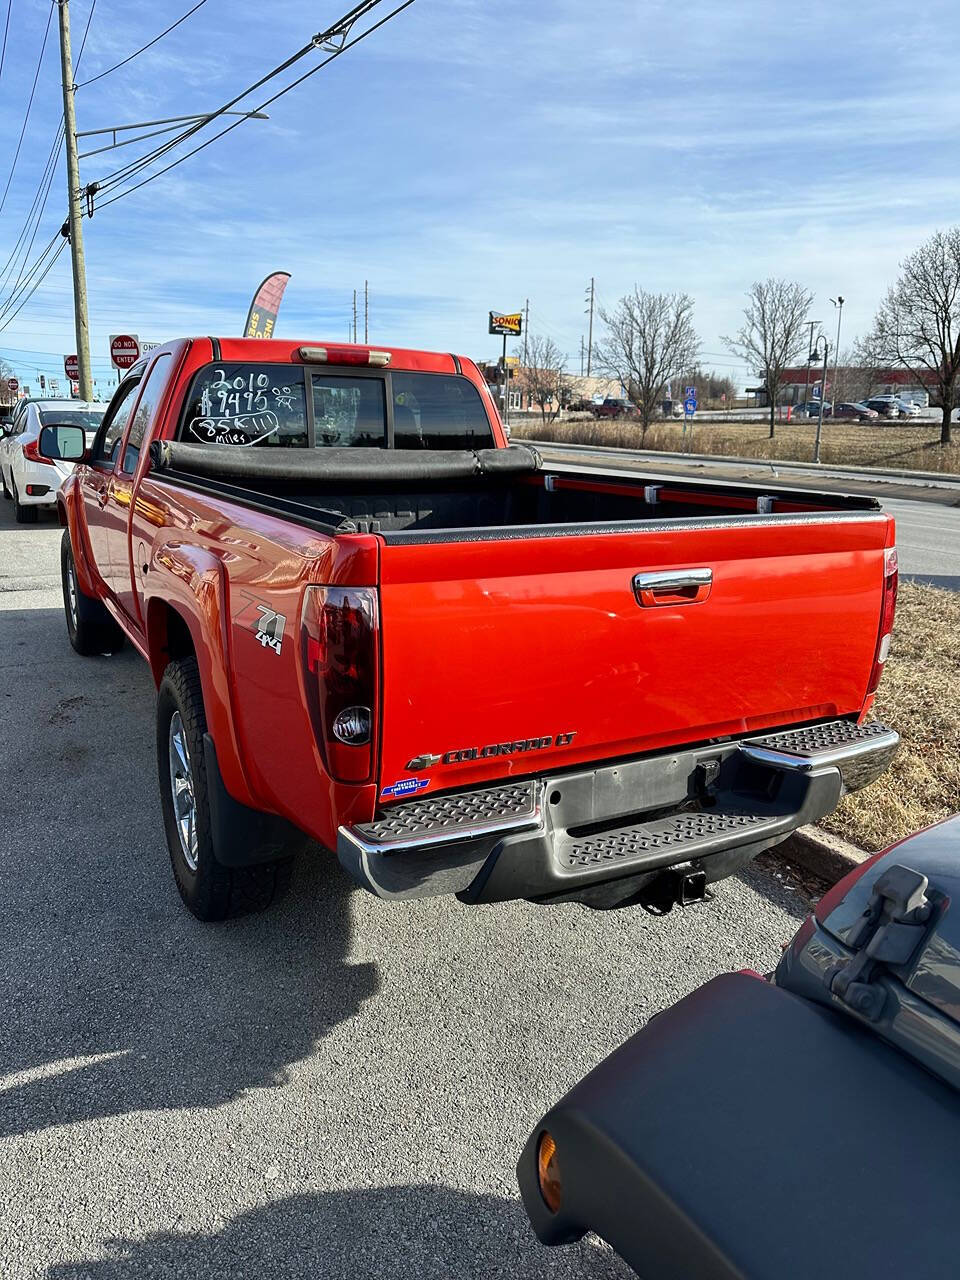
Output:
top-left (882, 498), bottom-right (960, 590)
top-left (534, 443), bottom-right (960, 590)
top-left (0, 502), bottom-right (811, 1279)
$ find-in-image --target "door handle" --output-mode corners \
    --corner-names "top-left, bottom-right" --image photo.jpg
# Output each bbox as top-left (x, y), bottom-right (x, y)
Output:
top-left (633, 568), bottom-right (713, 606)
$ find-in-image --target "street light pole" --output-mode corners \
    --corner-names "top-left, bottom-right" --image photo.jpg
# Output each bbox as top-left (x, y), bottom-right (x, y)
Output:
top-left (830, 295), bottom-right (844, 412)
top-left (57, 0), bottom-right (93, 401)
top-left (810, 334), bottom-right (829, 464)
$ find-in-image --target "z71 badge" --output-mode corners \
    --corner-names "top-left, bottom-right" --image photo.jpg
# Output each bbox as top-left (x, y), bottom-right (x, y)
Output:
top-left (254, 606), bottom-right (285, 655)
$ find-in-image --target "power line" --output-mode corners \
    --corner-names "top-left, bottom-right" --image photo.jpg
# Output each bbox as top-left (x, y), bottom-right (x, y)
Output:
top-left (0, 239), bottom-right (67, 332)
top-left (0, 0), bottom-right (12, 86)
top-left (0, 120), bottom-right (63, 290)
top-left (0, 0), bottom-right (55, 216)
top-left (0, 3), bottom-right (94, 324)
top-left (93, 0), bottom-right (415, 210)
top-left (0, 232), bottom-right (61, 322)
top-left (76, 0), bottom-right (208, 88)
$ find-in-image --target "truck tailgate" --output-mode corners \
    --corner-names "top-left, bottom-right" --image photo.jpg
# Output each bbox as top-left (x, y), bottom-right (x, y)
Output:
top-left (375, 513), bottom-right (892, 799)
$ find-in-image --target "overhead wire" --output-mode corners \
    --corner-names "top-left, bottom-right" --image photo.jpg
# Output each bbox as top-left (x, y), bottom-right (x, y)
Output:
top-left (0, 0), bottom-right (54, 216)
top-left (92, 0), bottom-right (415, 209)
top-left (3, 0), bottom-right (415, 335)
top-left (0, 240), bottom-right (67, 331)
top-left (0, 2), bottom-right (95, 318)
top-left (76, 0), bottom-right (208, 88)
top-left (0, 0), bottom-right (12, 86)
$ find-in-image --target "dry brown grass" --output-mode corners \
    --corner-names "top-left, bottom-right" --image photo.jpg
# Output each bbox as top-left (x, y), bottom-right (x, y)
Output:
top-left (514, 416), bottom-right (960, 474)
top-left (823, 582), bottom-right (960, 851)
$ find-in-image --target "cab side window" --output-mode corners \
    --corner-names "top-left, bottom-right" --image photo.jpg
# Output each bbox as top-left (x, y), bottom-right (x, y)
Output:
top-left (122, 355), bottom-right (172, 475)
top-left (92, 379), bottom-right (140, 467)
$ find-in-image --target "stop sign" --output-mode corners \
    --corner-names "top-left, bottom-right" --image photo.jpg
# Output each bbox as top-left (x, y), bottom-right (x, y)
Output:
top-left (64, 354), bottom-right (79, 379)
top-left (6, 377), bottom-right (18, 392)
top-left (110, 334), bottom-right (140, 370)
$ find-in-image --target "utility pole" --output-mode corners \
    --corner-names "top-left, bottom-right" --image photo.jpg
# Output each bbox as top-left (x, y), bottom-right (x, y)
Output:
top-left (352, 289), bottom-right (357, 343)
top-left (57, 0), bottom-right (92, 401)
top-left (500, 331), bottom-right (509, 430)
top-left (523, 297), bottom-right (529, 365)
top-left (584, 277), bottom-right (595, 376)
top-left (364, 279), bottom-right (368, 343)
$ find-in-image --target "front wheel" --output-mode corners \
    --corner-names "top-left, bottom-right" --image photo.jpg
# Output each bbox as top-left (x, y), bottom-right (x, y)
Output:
top-left (157, 657), bottom-right (291, 921)
top-left (61, 530), bottom-right (124, 655)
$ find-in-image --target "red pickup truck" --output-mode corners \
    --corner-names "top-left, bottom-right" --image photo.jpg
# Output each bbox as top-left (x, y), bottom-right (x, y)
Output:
top-left (41, 337), bottom-right (899, 921)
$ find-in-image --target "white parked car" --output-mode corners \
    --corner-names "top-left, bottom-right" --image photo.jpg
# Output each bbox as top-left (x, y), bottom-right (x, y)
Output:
top-left (0, 399), bottom-right (104, 523)
top-left (895, 399), bottom-right (921, 417)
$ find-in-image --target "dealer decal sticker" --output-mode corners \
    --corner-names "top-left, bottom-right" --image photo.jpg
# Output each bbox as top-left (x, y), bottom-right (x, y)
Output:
top-left (381, 777), bottom-right (431, 800)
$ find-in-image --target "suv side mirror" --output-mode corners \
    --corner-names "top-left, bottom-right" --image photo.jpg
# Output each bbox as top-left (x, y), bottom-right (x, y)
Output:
top-left (0, 421), bottom-right (11, 438)
top-left (38, 424), bottom-right (87, 461)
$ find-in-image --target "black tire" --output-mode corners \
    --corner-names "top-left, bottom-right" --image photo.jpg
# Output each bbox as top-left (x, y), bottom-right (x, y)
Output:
top-left (1, 467), bottom-right (10, 499)
top-left (12, 480), bottom-right (37, 523)
top-left (61, 530), bottom-right (125, 656)
top-left (157, 657), bottom-right (291, 921)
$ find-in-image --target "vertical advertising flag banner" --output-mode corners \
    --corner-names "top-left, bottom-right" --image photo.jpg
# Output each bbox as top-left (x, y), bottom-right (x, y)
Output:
top-left (245, 272), bottom-right (291, 339)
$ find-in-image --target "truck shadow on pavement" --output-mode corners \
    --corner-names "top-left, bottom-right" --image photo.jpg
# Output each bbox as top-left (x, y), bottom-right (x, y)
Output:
top-left (45, 1184), bottom-right (634, 1280)
top-left (0, 611), bottom-right (379, 1141)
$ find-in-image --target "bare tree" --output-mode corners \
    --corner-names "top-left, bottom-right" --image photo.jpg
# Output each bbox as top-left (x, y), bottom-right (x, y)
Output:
top-left (0, 356), bottom-right (13, 410)
top-left (596, 288), bottom-right (699, 434)
top-left (518, 333), bottom-right (565, 424)
top-left (862, 227), bottom-right (960, 444)
top-left (722, 278), bottom-right (813, 437)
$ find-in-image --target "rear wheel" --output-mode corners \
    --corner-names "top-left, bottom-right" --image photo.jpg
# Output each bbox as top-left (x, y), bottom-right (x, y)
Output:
top-left (157, 657), bottom-right (291, 921)
top-left (60, 530), bottom-right (124, 655)
top-left (12, 480), bottom-right (37, 524)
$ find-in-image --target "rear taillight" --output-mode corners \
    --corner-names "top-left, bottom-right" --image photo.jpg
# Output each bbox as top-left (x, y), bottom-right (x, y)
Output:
top-left (866, 546), bottom-right (898, 695)
top-left (301, 585), bottom-right (379, 783)
top-left (23, 438), bottom-right (54, 466)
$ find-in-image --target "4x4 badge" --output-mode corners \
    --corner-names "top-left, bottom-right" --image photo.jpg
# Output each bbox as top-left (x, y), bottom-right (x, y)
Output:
top-left (254, 606), bottom-right (285, 655)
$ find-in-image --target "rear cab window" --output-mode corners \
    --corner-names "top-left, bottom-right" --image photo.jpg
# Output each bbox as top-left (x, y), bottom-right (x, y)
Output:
top-left (176, 362), bottom-right (493, 450)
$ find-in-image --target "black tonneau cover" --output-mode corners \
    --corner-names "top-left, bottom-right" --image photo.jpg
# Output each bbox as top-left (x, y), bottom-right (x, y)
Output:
top-left (149, 440), bottom-right (541, 485)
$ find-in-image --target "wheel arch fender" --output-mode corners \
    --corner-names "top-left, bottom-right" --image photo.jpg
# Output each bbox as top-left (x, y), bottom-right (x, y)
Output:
top-left (58, 476), bottom-right (99, 598)
top-left (144, 541), bottom-right (256, 809)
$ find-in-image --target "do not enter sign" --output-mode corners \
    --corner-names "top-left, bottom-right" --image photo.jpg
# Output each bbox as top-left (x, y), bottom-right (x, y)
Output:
top-left (110, 333), bottom-right (140, 370)
top-left (64, 354), bottom-right (79, 379)
top-left (7, 377), bottom-right (18, 392)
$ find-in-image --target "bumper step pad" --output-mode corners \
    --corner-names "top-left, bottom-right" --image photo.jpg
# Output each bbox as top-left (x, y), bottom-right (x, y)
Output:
top-left (561, 810), bottom-right (772, 870)
top-left (741, 719), bottom-right (899, 793)
top-left (352, 780), bottom-right (540, 850)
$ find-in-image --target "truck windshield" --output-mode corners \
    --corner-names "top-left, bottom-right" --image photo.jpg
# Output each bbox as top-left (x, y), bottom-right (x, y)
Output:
top-left (178, 363), bottom-right (493, 449)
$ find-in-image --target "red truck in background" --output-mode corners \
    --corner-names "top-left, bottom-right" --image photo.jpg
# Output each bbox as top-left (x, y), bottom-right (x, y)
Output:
top-left (40, 337), bottom-right (899, 922)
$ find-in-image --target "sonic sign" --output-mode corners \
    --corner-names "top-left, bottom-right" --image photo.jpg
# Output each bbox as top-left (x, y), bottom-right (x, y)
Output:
top-left (488, 311), bottom-right (523, 337)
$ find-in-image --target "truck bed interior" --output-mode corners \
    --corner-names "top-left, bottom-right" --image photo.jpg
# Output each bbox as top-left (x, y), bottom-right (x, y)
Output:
top-left (149, 441), bottom-right (881, 540)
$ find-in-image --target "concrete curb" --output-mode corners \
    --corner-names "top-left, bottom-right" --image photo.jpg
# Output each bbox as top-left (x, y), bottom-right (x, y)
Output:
top-left (526, 439), bottom-right (960, 491)
top-left (773, 825), bottom-right (873, 884)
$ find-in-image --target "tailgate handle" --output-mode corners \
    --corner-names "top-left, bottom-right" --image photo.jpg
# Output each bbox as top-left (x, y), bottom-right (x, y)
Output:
top-left (633, 568), bottom-right (713, 606)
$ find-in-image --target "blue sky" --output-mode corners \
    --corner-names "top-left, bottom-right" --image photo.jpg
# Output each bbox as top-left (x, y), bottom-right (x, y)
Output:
top-left (0, 0), bottom-right (956, 395)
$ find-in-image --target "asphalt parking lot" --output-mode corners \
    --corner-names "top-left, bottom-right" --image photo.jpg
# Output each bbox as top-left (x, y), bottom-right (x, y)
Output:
top-left (0, 501), bottom-right (812, 1279)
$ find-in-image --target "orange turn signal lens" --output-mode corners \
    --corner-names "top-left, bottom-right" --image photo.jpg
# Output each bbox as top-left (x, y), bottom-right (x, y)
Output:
top-left (537, 1131), bottom-right (562, 1213)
